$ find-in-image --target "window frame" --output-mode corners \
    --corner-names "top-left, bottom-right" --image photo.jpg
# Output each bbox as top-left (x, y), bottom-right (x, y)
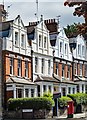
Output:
top-left (35, 57), bottom-right (38, 73)
top-left (42, 58), bottom-right (44, 74)
top-left (25, 61), bottom-right (28, 77)
top-left (15, 32), bottom-right (18, 46)
top-left (48, 60), bottom-right (51, 75)
top-left (10, 57), bottom-right (14, 75)
top-left (21, 34), bottom-right (25, 48)
top-left (39, 34), bottom-right (42, 47)
top-left (18, 59), bottom-right (21, 76)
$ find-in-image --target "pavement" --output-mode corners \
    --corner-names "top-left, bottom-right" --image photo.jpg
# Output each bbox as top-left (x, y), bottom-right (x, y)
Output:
top-left (4, 112), bottom-right (87, 120)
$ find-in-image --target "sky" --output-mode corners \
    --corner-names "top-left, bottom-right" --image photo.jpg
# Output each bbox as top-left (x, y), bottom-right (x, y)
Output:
top-left (0, 0), bottom-right (84, 27)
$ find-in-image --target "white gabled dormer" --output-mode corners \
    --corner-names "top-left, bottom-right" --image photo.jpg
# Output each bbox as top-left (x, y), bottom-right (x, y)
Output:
top-left (31, 16), bottom-right (53, 56)
top-left (54, 28), bottom-right (72, 61)
top-left (73, 35), bottom-right (86, 60)
top-left (3, 15), bottom-right (31, 56)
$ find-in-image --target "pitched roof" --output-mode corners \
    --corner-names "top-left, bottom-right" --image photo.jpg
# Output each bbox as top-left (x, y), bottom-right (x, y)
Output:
top-left (26, 19), bottom-right (58, 34)
top-left (34, 75), bottom-right (60, 83)
top-left (6, 76), bottom-right (36, 85)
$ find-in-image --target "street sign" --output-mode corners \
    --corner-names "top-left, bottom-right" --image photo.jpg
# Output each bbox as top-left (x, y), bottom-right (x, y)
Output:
top-left (53, 93), bottom-right (61, 99)
top-left (22, 109), bottom-right (33, 112)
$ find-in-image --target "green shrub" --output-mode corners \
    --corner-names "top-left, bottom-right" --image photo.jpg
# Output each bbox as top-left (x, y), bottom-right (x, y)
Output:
top-left (67, 93), bottom-right (87, 105)
top-left (58, 96), bottom-right (72, 108)
top-left (43, 91), bottom-right (53, 98)
top-left (7, 97), bottom-right (54, 111)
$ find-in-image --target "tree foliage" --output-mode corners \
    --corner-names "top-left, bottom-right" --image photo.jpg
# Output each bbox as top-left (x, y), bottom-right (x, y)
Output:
top-left (67, 93), bottom-right (87, 105)
top-left (64, 23), bottom-right (79, 38)
top-left (58, 96), bottom-right (72, 108)
top-left (64, 0), bottom-right (87, 36)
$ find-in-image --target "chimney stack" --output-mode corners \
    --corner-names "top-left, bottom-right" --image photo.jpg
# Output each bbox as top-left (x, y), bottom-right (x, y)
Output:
top-left (0, 4), bottom-right (7, 22)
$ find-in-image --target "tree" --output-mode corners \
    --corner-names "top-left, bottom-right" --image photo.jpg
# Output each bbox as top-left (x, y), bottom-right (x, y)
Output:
top-left (64, 23), bottom-right (79, 38)
top-left (64, 0), bottom-right (87, 37)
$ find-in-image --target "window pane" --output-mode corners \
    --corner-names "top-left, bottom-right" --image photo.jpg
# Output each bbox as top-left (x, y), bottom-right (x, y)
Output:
top-left (35, 57), bottom-right (38, 73)
top-left (25, 61), bottom-right (28, 77)
top-left (39, 35), bottom-right (42, 47)
top-left (25, 89), bottom-right (29, 97)
top-left (18, 59), bottom-right (21, 76)
top-left (21, 34), bottom-right (25, 47)
top-left (15, 32), bottom-right (18, 46)
top-left (31, 89), bottom-right (34, 97)
top-left (62, 64), bottom-right (65, 77)
top-left (10, 58), bottom-right (14, 74)
top-left (48, 60), bottom-right (50, 74)
top-left (44, 37), bottom-right (47, 48)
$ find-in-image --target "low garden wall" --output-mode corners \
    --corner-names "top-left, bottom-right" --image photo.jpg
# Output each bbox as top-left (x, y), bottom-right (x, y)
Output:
top-left (4, 109), bottom-right (51, 119)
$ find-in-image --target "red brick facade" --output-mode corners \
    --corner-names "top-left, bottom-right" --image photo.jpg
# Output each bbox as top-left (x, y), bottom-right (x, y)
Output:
top-left (54, 59), bottom-right (85, 81)
top-left (3, 51), bottom-right (32, 82)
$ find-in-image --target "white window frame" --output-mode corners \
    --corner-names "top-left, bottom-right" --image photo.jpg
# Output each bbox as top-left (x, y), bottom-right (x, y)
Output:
top-left (25, 61), bottom-right (28, 77)
top-left (65, 43), bottom-right (68, 55)
top-left (48, 60), bottom-right (51, 74)
top-left (79, 64), bottom-right (82, 76)
top-left (10, 57), bottom-right (14, 74)
top-left (39, 34), bottom-right (42, 47)
top-left (82, 45), bottom-right (85, 56)
top-left (31, 89), bottom-right (35, 97)
top-left (18, 59), bottom-right (21, 76)
top-left (60, 42), bottom-right (63, 53)
top-left (44, 36), bottom-right (47, 48)
top-left (55, 62), bottom-right (58, 75)
top-left (25, 89), bottom-right (29, 97)
top-left (15, 32), bottom-right (18, 46)
top-left (21, 34), bottom-right (25, 48)
top-left (74, 63), bottom-right (77, 75)
top-left (62, 64), bottom-right (65, 78)
top-left (42, 58), bottom-right (44, 74)
top-left (35, 57), bottom-right (38, 73)
top-left (43, 85), bottom-right (46, 93)
top-left (67, 65), bottom-right (70, 78)
top-left (78, 44), bottom-right (81, 56)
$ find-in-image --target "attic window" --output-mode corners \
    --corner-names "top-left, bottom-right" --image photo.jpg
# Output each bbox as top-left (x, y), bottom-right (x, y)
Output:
top-left (44, 37), bottom-right (47, 48)
top-left (39, 35), bottom-right (42, 47)
top-left (15, 32), bottom-right (18, 46)
top-left (21, 34), bottom-right (25, 48)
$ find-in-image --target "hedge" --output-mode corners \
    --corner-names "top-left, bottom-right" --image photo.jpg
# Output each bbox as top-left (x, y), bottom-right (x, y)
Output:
top-left (67, 93), bottom-right (87, 105)
top-left (7, 97), bottom-right (54, 111)
top-left (58, 96), bottom-right (72, 108)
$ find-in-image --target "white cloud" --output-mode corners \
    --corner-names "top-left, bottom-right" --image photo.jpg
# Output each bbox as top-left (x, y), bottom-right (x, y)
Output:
top-left (2, 0), bottom-right (84, 26)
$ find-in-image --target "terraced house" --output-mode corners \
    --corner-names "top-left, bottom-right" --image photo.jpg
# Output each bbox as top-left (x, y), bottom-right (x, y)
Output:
top-left (26, 16), bottom-right (59, 97)
top-left (0, 5), bottom-right (37, 103)
top-left (0, 4), bottom-right (87, 104)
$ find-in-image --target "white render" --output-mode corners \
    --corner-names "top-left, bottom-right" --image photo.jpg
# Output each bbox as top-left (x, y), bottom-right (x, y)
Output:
top-left (3, 15), bottom-right (31, 56)
top-left (52, 27), bottom-right (77, 95)
top-left (54, 28), bottom-right (72, 61)
top-left (31, 20), bottom-right (55, 96)
top-left (32, 21), bottom-right (53, 80)
top-left (73, 35), bottom-right (86, 60)
top-left (3, 15), bottom-right (37, 98)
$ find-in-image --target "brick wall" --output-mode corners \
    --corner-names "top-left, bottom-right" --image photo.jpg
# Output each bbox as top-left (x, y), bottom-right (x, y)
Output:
top-left (3, 51), bottom-right (32, 81)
